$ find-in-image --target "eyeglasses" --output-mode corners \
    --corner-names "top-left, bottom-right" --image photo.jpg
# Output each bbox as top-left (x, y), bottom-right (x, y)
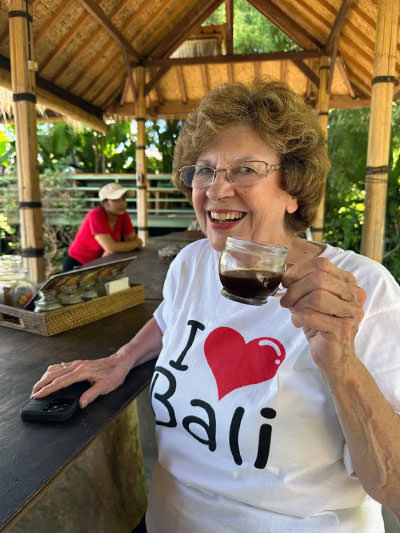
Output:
top-left (178, 160), bottom-right (281, 189)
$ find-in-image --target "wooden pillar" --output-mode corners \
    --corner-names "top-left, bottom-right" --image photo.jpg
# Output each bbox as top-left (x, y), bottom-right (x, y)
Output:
top-left (361, 0), bottom-right (399, 262)
top-left (135, 66), bottom-right (148, 245)
top-left (312, 56), bottom-right (330, 242)
top-left (8, 0), bottom-right (44, 283)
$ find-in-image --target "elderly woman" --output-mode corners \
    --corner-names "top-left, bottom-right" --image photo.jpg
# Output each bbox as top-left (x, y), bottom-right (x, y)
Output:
top-left (32, 80), bottom-right (400, 532)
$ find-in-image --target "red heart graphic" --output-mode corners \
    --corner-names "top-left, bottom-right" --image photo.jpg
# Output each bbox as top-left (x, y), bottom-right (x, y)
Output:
top-left (204, 327), bottom-right (286, 400)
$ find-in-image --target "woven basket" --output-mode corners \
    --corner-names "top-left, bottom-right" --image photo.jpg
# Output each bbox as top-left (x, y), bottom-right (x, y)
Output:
top-left (0, 285), bottom-right (145, 336)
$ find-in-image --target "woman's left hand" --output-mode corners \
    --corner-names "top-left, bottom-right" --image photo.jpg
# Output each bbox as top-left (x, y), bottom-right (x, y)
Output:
top-left (280, 257), bottom-right (367, 375)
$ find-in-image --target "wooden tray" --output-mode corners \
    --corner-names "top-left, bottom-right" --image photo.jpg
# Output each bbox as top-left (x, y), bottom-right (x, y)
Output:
top-left (0, 285), bottom-right (145, 336)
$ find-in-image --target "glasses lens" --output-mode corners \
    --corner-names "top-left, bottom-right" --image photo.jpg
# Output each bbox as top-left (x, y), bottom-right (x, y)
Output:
top-left (230, 161), bottom-right (267, 186)
top-left (180, 166), bottom-right (196, 187)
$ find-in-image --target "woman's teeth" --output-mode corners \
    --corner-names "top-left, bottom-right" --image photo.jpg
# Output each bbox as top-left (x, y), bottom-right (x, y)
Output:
top-left (210, 211), bottom-right (245, 222)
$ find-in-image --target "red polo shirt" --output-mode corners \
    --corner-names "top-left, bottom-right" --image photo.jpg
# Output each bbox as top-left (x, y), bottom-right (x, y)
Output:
top-left (68, 206), bottom-right (135, 264)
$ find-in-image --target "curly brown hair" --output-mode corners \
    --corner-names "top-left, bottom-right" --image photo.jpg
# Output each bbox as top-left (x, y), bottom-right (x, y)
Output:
top-left (172, 78), bottom-right (330, 232)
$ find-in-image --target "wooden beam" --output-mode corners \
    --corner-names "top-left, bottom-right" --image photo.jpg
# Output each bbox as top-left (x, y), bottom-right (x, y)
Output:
top-left (312, 56), bottom-right (330, 242)
top-left (0, 0), bottom-right (40, 45)
top-left (325, 0), bottom-right (354, 53)
top-left (176, 66), bottom-right (188, 104)
top-left (91, 65), bottom-right (125, 106)
top-left (200, 64), bottom-right (209, 93)
top-left (292, 59), bottom-right (320, 88)
top-left (35, 0), bottom-right (75, 46)
top-left (144, 49), bottom-right (323, 67)
top-left (280, 60), bottom-right (288, 83)
top-left (135, 66), bottom-right (148, 245)
top-left (122, 48), bottom-right (137, 101)
top-left (77, 0), bottom-right (140, 61)
top-left (225, 0), bottom-right (234, 55)
top-left (336, 56), bottom-right (356, 98)
top-left (361, 0), bottom-right (400, 262)
top-left (8, 0), bottom-right (45, 283)
top-left (50, 0), bottom-right (134, 84)
top-left (0, 58), bottom-right (107, 132)
top-left (39, 12), bottom-right (90, 74)
top-left (325, 0), bottom-right (355, 92)
top-left (144, 66), bottom-right (170, 96)
top-left (329, 96), bottom-right (370, 108)
top-left (246, 0), bottom-right (322, 50)
top-left (66, 0), bottom-right (150, 95)
top-left (227, 62), bottom-right (234, 82)
top-left (148, 0), bottom-right (224, 58)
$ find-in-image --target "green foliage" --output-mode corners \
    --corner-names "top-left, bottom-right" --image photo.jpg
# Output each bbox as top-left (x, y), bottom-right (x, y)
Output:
top-left (146, 119), bottom-right (183, 173)
top-left (325, 104), bottom-right (400, 281)
top-left (36, 121), bottom-right (137, 174)
top-left (205, 0), bottom-right (297, 53)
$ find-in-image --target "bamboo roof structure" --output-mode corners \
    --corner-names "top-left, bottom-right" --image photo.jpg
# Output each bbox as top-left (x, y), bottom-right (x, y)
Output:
top-left (0, 0), bottom-right (398, 128)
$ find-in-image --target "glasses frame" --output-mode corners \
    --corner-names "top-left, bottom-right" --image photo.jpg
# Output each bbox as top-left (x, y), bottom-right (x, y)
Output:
top-left (178, 160), bottom-right (281, 189)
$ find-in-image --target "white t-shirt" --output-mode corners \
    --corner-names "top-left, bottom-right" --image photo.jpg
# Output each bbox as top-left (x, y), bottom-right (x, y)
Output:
top-left (146, 239), bottom-right (400, 532)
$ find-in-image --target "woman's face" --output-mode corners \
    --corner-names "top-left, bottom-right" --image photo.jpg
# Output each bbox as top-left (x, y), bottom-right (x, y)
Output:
top-left (192, 126), bottom-right (298, 251)
top-left (102, 196), bottom-right (127, 216)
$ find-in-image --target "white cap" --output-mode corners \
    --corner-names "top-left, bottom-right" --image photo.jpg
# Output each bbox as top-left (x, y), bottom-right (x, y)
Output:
top-left (98, 182), bottom-right (131, 201)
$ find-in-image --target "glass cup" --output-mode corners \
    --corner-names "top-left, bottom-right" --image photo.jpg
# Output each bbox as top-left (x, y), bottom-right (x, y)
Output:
top-left (219, 236), bottom-right (288, 305)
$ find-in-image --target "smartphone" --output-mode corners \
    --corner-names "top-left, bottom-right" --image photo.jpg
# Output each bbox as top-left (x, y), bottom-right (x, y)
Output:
top-left (20, 381), bottom-right (91, 422)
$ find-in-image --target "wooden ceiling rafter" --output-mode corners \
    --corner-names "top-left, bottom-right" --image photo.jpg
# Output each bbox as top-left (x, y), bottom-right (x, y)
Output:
top-left (325, 0), bottom-right (354, 54)
top-left (147, 0), bottom-right (224, 59)
top-left (225, 0), bottom-right (234, 55)
top-left (280, 60), bottom-right (288, 83)
top-left (34, 0), bottom-right (75, 47)
top-left (50, 0), bottom-right (133, 84)
top-left (122, 48), bottom-right (137, 102)
top-left (145, 66), bottom-right (171, 96)
top-left (336, 55), bottom-right (355, 98)
top-left (86, 0), bottom-right (222, 106)
top-left (176, 66), bottom-right (188, 104)
top-left (0, 0), bottom-right (40, 44)
top-left (39, 10), bottom-right (90, 75)
top-left (105, 82), bottom-right (126, 110)
top-left (0, 57), bottom-right (106, 132)
top-left (138, 0), bottom-right (195, 56)
top-left (65, 0), bottom-right (149, 93)
top-left (200, 64), bottom-right (209, 93)
top-left (292, 59), bottom-right (320, 89)
top-left (92, 62), bottom-right (127, 106)
top-left (227, 62), bottom-right (234, 82)
top-left (143, 50), bottom-right (323, 68)
top-left (77, 0), bottom-right (140, 62)
top-left (324, 0), bottom-right (354, 93)
top-left (246, 0), bottom-right (322, 50)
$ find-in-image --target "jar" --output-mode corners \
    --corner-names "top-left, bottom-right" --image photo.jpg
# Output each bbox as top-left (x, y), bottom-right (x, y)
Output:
top-left (34, 289), bottom-right (62, 312)
top-left (58, 283), bottom-right (83, 306)
top-left (0, 255), bottom-right (35, 308)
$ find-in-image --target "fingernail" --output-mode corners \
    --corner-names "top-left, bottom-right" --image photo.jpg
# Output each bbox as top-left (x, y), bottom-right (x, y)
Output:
top-left (80, 400), bottom-right (87, 409)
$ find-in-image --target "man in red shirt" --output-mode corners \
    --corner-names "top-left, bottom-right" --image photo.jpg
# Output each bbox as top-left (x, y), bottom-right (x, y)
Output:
top-left (63, 182), bottom-right (142, 272)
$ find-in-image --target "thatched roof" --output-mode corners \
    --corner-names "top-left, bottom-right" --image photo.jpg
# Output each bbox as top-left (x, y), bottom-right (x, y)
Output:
top-left (0, 0), bottom-right (398, 130)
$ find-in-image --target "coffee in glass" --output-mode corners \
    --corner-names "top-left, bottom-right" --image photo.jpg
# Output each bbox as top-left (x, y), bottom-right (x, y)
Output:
top-left (219, 237), bottom-right (287, 305)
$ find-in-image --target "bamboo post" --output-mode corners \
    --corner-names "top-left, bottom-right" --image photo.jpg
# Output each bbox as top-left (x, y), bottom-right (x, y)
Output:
top-left (361, 0), bottom-right (399, 262)
top-left (8, 0), bottom-right (45, 283)
top-left (312, 56), bottom-right (330, 242)
top-left (135, 66), bottom-right (148, 245)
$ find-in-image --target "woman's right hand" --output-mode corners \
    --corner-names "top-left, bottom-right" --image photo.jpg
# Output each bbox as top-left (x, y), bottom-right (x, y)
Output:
top-left (31, 354), bottom-right (132, 409)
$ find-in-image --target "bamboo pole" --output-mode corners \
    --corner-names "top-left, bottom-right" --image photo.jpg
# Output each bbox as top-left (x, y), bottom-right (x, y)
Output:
top-left (361, 0), bottom-right (399, 262)
top-left (312, 55), bottom-right (330, 242)
top-left (8, 0), bottom-right (45, 283)
top-left (135, 66), bottom-right (148, 245)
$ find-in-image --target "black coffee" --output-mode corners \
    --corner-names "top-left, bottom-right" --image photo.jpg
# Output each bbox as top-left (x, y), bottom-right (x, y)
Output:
top-left (219, 269), bottom-right (282, 301)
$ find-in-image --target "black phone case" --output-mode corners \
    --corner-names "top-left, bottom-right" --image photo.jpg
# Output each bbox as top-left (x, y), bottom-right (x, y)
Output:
top-left (20, 381), bottom-right (91, 422)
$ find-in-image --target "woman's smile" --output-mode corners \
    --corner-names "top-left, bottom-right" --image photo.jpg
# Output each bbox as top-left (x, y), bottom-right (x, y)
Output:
top-left (192, 126), bottom-right (298, 251)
